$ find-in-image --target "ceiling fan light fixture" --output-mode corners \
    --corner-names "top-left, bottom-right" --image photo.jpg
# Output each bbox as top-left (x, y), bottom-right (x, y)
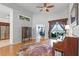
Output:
top-left (43, 7), bottom-right (46, 11)
top-left (37, 3), bottom-right (54, 12)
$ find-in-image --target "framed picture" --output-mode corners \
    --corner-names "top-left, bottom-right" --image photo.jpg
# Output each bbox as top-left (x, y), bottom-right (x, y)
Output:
top-left (70, 3), bottom-right (78, 27)
top-left (19, 15), bottom-right (30, 21)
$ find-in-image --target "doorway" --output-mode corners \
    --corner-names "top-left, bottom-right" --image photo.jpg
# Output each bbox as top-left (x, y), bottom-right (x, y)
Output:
top-left (36, 24), bottom-right (45, 42)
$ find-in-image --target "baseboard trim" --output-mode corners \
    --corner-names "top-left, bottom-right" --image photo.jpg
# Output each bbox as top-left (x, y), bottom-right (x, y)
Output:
top-left (10, 41), bottom-right (22, 45)
top-left (15, 41), bottom-right (21, 44)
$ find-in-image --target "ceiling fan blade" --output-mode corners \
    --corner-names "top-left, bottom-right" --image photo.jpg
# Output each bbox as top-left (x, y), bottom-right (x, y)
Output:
top-left (40, 9), bottom-right (43, 12)
top-left (36, 6), bottom-right (43, 8)
top-left (46, 9), bottom-right (49, 12)
top-left (44, 3), bottom-right (47, 7)
top-left (47, 5), bottom-right (54, 8)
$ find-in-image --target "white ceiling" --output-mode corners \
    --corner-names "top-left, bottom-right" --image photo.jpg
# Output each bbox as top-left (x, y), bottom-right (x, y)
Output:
top-left (16, 3), bottom-right (69, 14)
top-left (0, 3), bottom-right (69, 18)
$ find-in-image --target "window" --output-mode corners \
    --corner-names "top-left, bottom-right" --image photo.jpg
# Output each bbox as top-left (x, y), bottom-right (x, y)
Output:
top-left (50, 22), bottom-right (65, 39)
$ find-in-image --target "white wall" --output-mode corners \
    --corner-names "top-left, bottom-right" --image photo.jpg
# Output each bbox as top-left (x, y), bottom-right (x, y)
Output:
top-left (0, 18), bottom-right (10, 23)
top-left (12, 9), bottom-right (32, 43)
top-left (2, 4), bottom-right (33, 44)
top-left (32, 14), bottom-right (49, 39)
top-left (0, 4), bottom-right (10, 23)
top-left (32, 9), bottom-right (69, 39)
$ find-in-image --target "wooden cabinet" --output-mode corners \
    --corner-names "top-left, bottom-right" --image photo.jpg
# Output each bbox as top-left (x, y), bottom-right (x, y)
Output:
top-left (22, 27), bottom-right (32, 42)
top-left (53, 37), bottom-right (78, 56)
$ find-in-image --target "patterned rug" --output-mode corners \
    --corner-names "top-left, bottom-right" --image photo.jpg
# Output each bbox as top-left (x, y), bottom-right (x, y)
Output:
top-left (18, 40), bottom-right (54, 56)
top-left (29, 43), bottom-right (52, 56)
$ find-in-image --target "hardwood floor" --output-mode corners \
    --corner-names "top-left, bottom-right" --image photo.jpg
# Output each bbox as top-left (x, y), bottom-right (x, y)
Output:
top-left (0, 40), bottom-right (9, 48)
top-left (0, 40), bottom-right (35, 56)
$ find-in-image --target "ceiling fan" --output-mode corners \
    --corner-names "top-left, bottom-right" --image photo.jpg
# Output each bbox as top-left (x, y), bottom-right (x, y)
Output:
top-left (36, 3), bottom-right (54, 12)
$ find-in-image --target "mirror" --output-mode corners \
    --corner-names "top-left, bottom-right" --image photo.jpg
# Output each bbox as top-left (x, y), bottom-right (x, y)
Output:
top-left (70, 3), bottom-right (78, 36)
top-left (70, 3), bottom-right (78, 27)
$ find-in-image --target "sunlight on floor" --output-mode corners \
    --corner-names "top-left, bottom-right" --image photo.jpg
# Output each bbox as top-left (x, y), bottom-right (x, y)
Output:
top-left (0, 40), bottom-right (10, 48)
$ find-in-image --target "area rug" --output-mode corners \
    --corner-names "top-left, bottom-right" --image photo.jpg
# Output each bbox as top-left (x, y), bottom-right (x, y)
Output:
top-left (18, 40), bottom-right (54, 56)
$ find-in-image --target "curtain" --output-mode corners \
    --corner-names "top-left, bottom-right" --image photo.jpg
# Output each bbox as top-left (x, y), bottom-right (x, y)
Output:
top-left (48, 18), bottom-right (68, 38)
top-left (59, 23), bottom-right (65, 31)
top-left (49, 22), bottom-right (56, 38)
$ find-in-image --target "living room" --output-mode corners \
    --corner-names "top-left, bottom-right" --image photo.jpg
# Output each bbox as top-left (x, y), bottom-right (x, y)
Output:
top-left (0, 3), bottom-right (79, 56)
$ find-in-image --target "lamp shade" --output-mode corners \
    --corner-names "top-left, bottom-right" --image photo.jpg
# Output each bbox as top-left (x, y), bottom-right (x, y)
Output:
top-left (65, 25), bottom-right (70, 30)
